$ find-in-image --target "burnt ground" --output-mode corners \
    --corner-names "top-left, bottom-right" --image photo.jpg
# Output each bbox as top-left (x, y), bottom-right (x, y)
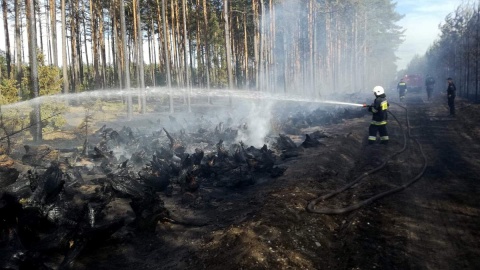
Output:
top-left (3, 91), bottom-right (480, 269)
top-left (74, 92), bottom-right (480, 269)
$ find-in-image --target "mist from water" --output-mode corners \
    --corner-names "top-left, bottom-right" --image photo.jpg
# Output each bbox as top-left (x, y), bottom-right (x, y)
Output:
top-left (1, 87), bottom-right (368, 150)
top-left (1, 87), bottom-right (365, 110)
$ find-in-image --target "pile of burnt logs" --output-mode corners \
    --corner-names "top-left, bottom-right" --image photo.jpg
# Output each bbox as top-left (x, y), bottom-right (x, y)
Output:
top-left (1, 163), bottom-right (130, 269)
top-left (0, 117), bottom-right (289, 268)
top-left (0, 103), bottom-right (360, 268)
top-left (273, 130), bottom-right (331, 160)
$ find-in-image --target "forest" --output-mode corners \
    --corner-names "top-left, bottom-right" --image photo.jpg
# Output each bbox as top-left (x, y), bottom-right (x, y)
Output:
top-left (0, 0), bottom-right (405, 101)
top-left (403, 1), bottom-right (480, 102)
top-left (1, 2), bottom-right (480, 269)
top-left (0, 0), bottom-right (479, 142)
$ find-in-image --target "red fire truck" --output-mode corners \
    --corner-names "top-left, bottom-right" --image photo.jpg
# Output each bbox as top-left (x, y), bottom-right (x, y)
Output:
top-left (403, 74), bottom-right (423, 92)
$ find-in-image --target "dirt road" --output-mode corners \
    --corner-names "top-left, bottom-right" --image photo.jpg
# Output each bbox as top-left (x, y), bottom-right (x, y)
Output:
top-left (339, 93), bottom-right (480, 270)
top-left (193, 92), bottom-right (480, 270)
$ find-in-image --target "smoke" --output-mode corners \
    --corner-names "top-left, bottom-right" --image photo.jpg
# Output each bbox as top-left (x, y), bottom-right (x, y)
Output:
top-left (1, 86), bottom-right (371, 162)
top-left (234, 100), bottom-right (275, 148)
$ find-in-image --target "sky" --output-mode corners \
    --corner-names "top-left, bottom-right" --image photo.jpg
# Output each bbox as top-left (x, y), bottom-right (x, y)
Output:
top-left (394, 0), bottom-right (462, 70)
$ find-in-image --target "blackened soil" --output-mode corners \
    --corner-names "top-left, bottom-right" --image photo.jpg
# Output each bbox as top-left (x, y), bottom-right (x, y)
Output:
top-left (51, 93), bottom-right (480, 269)
top-left (192, 92), bottom-right (480, 270)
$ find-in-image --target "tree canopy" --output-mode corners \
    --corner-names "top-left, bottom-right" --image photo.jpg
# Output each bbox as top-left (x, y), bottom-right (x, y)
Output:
top-left (0, 0), bottom-right (405, 101)
top-left (403, 1), bottom-right (480, 102)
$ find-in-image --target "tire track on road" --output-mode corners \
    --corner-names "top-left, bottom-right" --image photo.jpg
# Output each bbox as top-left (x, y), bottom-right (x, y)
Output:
top-left (395, 95), bottom-right (480, 269)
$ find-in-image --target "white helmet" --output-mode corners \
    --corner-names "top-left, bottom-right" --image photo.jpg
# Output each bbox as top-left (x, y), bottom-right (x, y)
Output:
top-left (373, 86), bottom-right (385, 96)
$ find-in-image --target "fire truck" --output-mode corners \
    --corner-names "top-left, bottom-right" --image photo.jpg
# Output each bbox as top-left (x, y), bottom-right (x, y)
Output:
top-left (403, 74), bottom-right (423, 92)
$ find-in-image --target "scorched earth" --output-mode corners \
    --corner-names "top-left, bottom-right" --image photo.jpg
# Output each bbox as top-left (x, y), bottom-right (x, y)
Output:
top-left (1, 91), bottom-right (480, 270)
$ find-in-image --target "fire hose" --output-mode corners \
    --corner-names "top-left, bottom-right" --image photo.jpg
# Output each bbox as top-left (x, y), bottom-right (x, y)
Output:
top-left (306, 103), bottom-right (427, 214)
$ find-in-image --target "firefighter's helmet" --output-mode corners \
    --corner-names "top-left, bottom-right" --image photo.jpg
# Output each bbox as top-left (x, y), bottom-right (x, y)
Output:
top-left (373, 86), bottom-right (385, 96)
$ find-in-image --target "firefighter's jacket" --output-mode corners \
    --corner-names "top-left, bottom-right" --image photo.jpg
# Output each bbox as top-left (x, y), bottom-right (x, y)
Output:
top-left (447, 82), bottom-right (456, 97)
top-left (425, 77), bottom-right (435, 87)
top-left (368, 94), bottom-right (388, 125)
top-left (397, 82), bottom-right (407, 92)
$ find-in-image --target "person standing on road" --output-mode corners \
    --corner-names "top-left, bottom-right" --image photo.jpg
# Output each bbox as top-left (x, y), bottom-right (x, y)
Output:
top-left (367, 86), bottom-right (389, 145)
top-left (446, 77), bottom-right (456, 116)
top-left (397, 79), bottom-right (407, 102)
top-left (425, 75), bottom-right (435, 100)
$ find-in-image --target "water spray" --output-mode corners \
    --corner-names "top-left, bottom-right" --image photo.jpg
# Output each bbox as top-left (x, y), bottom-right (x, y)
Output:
top-left (320, 101), bottom-right (366, 107)
top-left (1, 87), bottom-right (369, 111)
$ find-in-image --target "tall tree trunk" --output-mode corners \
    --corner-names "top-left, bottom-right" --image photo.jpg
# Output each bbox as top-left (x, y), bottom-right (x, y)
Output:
top-left (112, 1), bottom-right (122, 88)
top-left (82, 13), bottom-right (89, 82)
top-left (26, 0), bottom-right (41, 142)
top-left (135, 0), bottom-right (146, 113)
top-left (120, 0), bottom-right (132, 119)
top-left (253, 0), bottom-right (259, 90)
top-left (49, 0), bottom-right (58, 66)
top-left (161, 0), bottom-right (173, 113)
top-left (155, 0), bottom-right (165, 75)
top-left (3, 0), bottom-right (11, 78)
top-left (202, 0), bottom-right (211, 102)
top-left (45, 2), bottom-right (52, 65)
top-left (268, 0), bottom-right (275, 93)
top-left (150, 16), bottom-right (157, 87)
top-left (15, 0), bottom-right (23, 96)
top-left (259, 0), bottom-right (265, 91)
top-left (172, 0), bottom-right (180, 87)
top-left (90, 0), bottom-right (100, 88)
top-left (99, 4), bottom-right (106, 88)
top-left (76, 3), bottom-right (83, 86)
top-left (308, 0), bottom-right (314, 97)
top-left (182, 0), bottom-right (190, 112)
top-left (61, 0), bottom-right (68, 95)
top-left (164, 0), bottom-right (171, 84)
top-left (224, 0), bottom-right (233, 90)
top-left (195, 0), bottom-right (201, 87)
top-left (133, 0), bottom-right (139, 102)
top-left (37, 2), bottom-right (43, 52)
top-left (70, 0), bottom-right (79, 92)
top-left (243, 12), bottom-right (248, 88)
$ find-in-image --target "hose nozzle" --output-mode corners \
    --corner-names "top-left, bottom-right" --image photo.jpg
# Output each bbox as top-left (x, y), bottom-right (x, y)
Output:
top-left (363, 104), bottom-right (370, 108)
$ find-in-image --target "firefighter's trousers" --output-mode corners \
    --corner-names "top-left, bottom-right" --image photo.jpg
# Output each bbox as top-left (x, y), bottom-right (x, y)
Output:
top-left (368, 124), bottom-right (389, 144)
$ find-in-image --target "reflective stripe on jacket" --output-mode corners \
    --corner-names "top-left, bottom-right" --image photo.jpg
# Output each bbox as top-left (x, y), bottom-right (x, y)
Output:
top-left (368, 95), bottom-right (388, 125)
top-left (397, 82), bottom-right (407, 91)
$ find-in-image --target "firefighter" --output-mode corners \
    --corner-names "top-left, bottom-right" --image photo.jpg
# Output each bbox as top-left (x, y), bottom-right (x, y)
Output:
top-left (446, 77), bottom-right (456, 116)
top-left (367, 86), bottom-right (389, 145)
top-left (397, 78), bottom-right (407, 101)
top-left (425, 75), bottom-right (435, 100)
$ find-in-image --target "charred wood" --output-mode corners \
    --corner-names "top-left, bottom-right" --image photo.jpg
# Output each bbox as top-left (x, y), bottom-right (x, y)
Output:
top-left (276, 134), bottom-right (297, 150)
top-left (275, 134), bottom-right (303, 160)
top-left (301, 134), bottom-right (323, 148)
top-left (163, 128), bottom-right (185, 156)
top-left (91, 146), bottom-right (115, 160)
top-left (0, 167), bottom-right (19, 188)
top-left (106, 165), bottom-right (145, 198)
top-left (130, 194), bottom-right (168, 232)
top-left (22, 145), bottom-right (60, 167)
